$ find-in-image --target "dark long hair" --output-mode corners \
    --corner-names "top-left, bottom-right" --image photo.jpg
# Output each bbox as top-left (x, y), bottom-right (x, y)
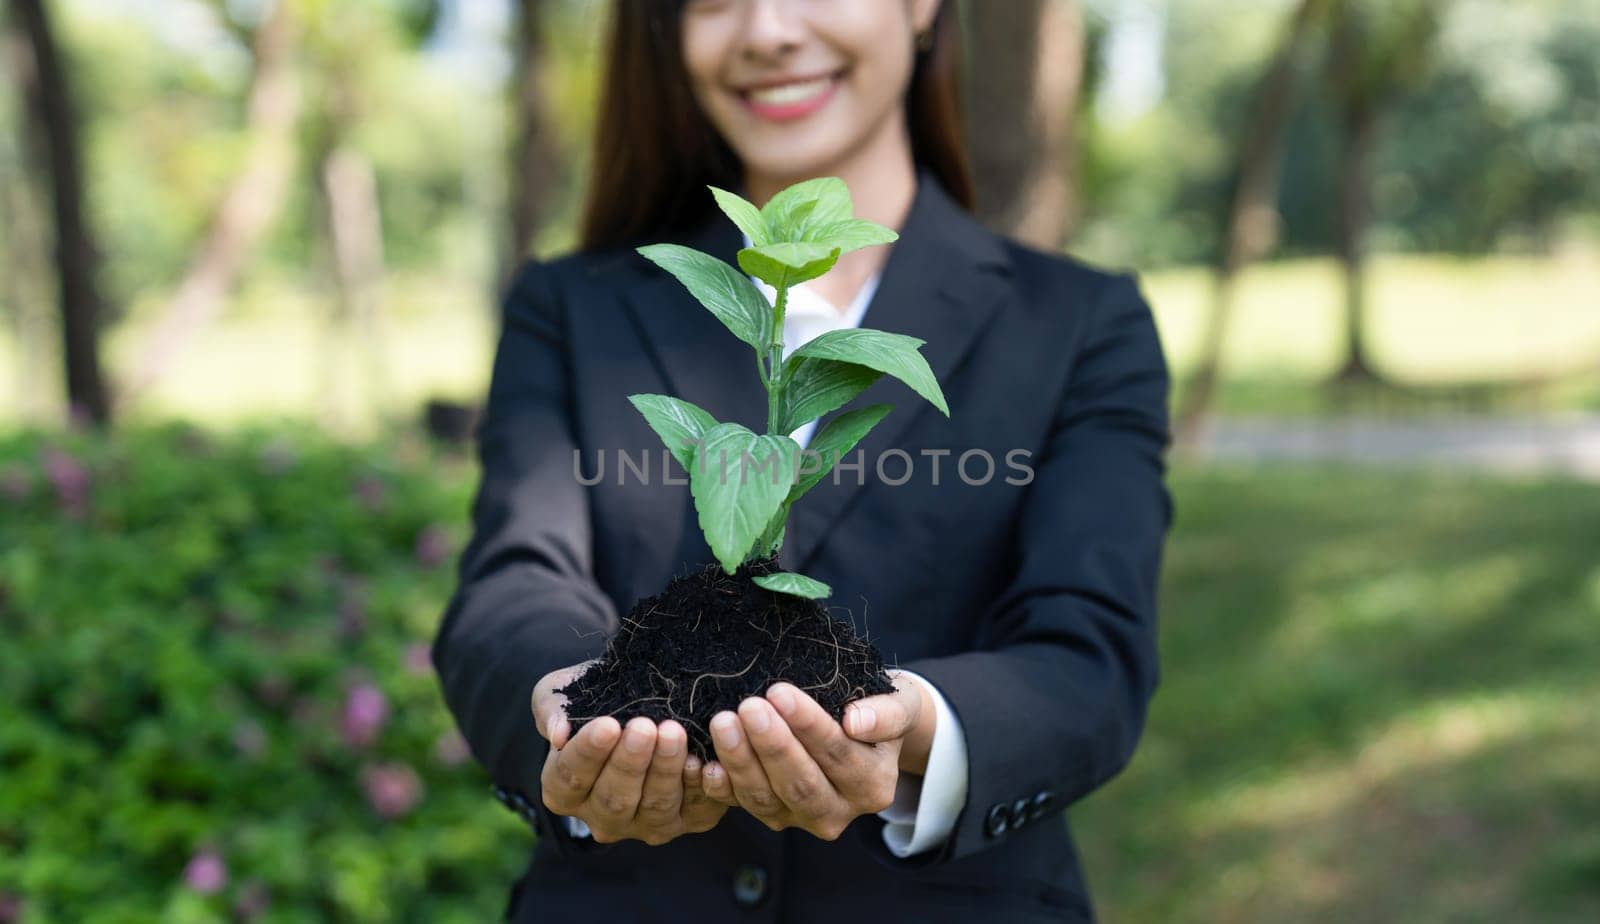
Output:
top-left (579, 1), bottom-right (973, 252)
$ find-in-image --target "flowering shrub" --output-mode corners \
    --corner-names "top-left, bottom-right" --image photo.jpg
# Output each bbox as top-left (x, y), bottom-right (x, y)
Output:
top-left (0, 425), bottom-right (525, 923)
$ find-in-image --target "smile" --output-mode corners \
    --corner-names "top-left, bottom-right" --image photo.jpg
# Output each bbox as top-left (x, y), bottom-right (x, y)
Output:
top-left (738, 72), bottom-right (843, 122)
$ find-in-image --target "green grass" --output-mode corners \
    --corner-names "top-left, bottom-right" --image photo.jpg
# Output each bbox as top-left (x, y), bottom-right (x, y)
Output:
top-left (3, 253), bottom-right (1597, 427)
top-left (1075, 465), bottom-right (1600, 923)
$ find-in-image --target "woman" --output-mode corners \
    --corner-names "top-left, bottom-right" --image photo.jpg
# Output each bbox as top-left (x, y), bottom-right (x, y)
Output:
top-left (432, 1), bottom-right (1174, 921)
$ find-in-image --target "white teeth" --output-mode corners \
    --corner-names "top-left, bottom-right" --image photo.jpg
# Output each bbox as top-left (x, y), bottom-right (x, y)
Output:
top-left (747, 76), bottom-right (834, 106)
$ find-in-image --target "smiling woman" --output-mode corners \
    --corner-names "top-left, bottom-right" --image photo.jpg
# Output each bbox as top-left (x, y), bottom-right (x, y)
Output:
top-left (431, 1), bottom-right (1174, 922)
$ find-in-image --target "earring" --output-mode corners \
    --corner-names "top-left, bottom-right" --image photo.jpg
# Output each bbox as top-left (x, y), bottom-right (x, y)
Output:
top-left (916, 27), bottom-right (935, 52)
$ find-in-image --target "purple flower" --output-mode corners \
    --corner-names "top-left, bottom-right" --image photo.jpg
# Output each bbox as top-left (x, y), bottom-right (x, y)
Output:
top-left (41, 448), bottom-right (90, 517)
top-left (403, 643), bottom-right (433, 677)
top-left (182, 849), bottom-right (228, 895)
top-left (434, 730), bottom-right (470, 767)
top-left (413, 525), bottom-right (452, 568)
top-left (354, 475), bottom-right (388, 511)
top-left (233, 720), bottom-right (267, 760)
top-left (337, 581), bottom-right (369, 640)
top-left (361, 762), bottom-right (423, 819)
top-left (259, 440), bottom-right (297, 475)
top-left (0, 465), bottom-right (29, 502)
top-left (341, 683), bottom-right (389, 748)
top-left (0, 892), bottom-right (23, 924)
top-left (234, 880), bottom-right (271, 920)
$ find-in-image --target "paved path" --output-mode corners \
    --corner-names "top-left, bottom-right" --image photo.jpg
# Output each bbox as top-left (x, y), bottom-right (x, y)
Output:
top-left (1191, 415), bottom-right (1600, 481)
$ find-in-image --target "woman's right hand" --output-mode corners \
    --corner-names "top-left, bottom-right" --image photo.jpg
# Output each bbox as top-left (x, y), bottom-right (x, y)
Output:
top-left (532, 661), bottom-right (727, 845)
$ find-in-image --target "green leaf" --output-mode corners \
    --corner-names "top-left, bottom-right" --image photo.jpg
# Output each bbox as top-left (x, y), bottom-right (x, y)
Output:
top-left (637, 243), bottom-right (773, 349)
top-left (760, 177), bottom-right (852, 239)
top-left (775, 357), bottom-right (883, 435)
top-left (752, 571), bottom-right (832, 600)
top-left (807, 217), bottom-right (898, 254)
top-left (709, 186), bottom-right (768, 246)
top-left (690, 423), bottom-right (800, 573)
top-left (789, 404), bottom-right (892, 503)
top-left (737, 242), bottom-right (840, 288)
top-left (628, 394), bottom-right (718, 471)
top-left (791, 329), bottom-right (949, 416)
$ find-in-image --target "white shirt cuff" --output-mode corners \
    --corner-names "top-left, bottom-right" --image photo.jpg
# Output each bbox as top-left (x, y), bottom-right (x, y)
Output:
top-left (561, 670), bottom-right (972, 858)
top-left (877, 669), bottom-right (969, 858)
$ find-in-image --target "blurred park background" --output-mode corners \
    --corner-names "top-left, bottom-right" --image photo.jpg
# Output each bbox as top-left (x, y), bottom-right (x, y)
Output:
top-left (1, 0), bottom-right (1596, 921)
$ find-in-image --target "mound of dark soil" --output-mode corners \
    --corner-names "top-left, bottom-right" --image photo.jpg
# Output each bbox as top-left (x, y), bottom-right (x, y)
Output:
top-left (557, 556), bottom-right (895, 761)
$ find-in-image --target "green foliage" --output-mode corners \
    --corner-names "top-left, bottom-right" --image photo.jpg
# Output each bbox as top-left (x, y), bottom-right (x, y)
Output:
top-left (626, 394), bottom-right (716, 472)
top-left (788, 330), bottom-right (949, 417)
top-left (0, 426), bottom-right (525, 923)
top-left (773, 358), bottom-right (884, 436)
top-left (629, 179), bottom-right (940, 597)
top-left (635, 244), bottom-right (774, 350)
top-left (788, 404), bottom-right (893, 504)
top-left (687, 424), bottom-right (799, 574)
top-left (750, 572), bottom-right (832, 600)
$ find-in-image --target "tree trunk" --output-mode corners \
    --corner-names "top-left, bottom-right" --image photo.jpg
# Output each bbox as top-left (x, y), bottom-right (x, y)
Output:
top-left (120, 0), bottom-right (299, 407)
top-left (963, 0), bottom-right (1084, 250)
top-left (1175, 0), bottom-right (1329, 449)
top-left (318, 143), bottom-right (389, 430)
top-left (7, 0), bottom-right (112, 425)
top-left (1329, 3), bottom-right (1382, 387)
top-left (503, 0), bottom-right (559, 288)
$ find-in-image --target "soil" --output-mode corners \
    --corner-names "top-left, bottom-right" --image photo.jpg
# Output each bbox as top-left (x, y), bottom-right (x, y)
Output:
top-left (557, 556), bottom-right (896, 761)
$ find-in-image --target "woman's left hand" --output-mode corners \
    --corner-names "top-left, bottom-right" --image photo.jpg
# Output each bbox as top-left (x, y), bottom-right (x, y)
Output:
top-left (700, 671), bottom-right (929, 840)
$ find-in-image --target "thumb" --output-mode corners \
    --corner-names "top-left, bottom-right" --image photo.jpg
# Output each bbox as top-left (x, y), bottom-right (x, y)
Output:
top-left (532, 660), bottom-right (593, 748)
top-left (843, 672), bottom-right (924, 744)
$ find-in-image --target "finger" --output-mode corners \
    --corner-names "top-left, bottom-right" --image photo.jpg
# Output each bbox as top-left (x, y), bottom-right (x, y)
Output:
top-left (540, 716), bottom-right (620, 813)
top-left (767, 683), bottom-right (869, 780)
top-left (700, 759), bottom-right (737, 806)
top-left (739, 696), bottom-right (839, 820)
top-left (587, 717), bottom-right (656, 823)
top-left (711, 709), bottom-right (785, 824)
top-left (680, 754), bottom-right (721, 832)
top-left (532, 662), bottom-right (588, 748)
top-left (635, 721), bottom-right (688, 828)
top-left (843, 674), bottom-right (923, 744)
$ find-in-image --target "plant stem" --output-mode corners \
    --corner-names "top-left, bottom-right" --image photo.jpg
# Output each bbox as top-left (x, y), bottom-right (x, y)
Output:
top-left (764, 276), bottom-right (789, 435)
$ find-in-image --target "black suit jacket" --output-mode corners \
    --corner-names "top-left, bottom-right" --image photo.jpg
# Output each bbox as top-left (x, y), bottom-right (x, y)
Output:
top-left (432, 172), bottom-right (1174, 923)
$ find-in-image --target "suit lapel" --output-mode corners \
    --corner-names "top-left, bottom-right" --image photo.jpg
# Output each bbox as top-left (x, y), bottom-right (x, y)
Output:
top-left (783, 174), bottom-right (1013, 571)
top-left (618, 172), bottom-right (1013, 578)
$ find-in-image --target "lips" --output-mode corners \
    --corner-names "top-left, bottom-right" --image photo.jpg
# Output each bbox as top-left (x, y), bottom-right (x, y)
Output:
top-left (736, 71), bottom-right (843, 122)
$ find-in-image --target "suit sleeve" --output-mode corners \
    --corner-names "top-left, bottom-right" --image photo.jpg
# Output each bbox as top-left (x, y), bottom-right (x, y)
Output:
top-left (431, 259), bottom-right (619, 856)
top-left (860, 272), bottom-right (1174, 867)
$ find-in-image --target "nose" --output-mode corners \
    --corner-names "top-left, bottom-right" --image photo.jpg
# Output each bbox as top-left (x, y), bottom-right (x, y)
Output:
top-left (739, 0), bottom-right (807, 61)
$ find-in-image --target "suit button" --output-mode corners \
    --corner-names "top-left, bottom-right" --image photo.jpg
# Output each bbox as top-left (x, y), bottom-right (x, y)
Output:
top-left (984, 802), bottom-right (1010, 838)
top-left (732, 865), bottom-right (768, 907)
top-left (1009, 797), bottom-right (1032, 829)
top-left (1029, 790), bottom-right (1056, 823)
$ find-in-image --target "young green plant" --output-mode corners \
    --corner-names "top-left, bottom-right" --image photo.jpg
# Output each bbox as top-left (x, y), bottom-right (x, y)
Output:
top-left (629, 178), bottom-right (949, 600)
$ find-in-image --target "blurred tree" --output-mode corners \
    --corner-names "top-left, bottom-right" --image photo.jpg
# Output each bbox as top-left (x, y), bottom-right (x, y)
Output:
top-left (5, 0), bottom-right (112, 425)
top-left (1176, 0), bottom-right (1329, 446)
top-left (504, 0), bottom-right (561, 288)
top-left (121, 0), bottom-right (301, 408)
top-left (1325, 0), bottom-right (1443, 386)
top-left (963, 0), bottom-right (1086, 249)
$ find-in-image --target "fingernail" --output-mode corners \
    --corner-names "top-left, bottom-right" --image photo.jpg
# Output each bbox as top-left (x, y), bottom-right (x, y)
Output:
top-left (712, 713), bottom-right (741, 749)
top-left (743, 700), bottom-right (771, 734)
top-left (684, 755), bottom-right (702, 773)
top-left (850, 705), bottom-right (877, 736)
top-left (592, 720), bottom-right (619, 748)
top-left (768, 684), bottom-right (796, 717)
top-left (553, 717), bottom-right (569, 744)
top-left (624, 720), bottom-right (652, 754)
top-left (658, 726), bottom-right (682, 758)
